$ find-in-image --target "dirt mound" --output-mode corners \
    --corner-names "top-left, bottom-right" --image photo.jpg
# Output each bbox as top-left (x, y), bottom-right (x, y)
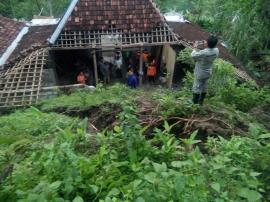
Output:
top-left (49, 103), bottom-right (122, 133)
top-left (136, 99), bottom-right (249, 139)
top-left (50, 96), bottom-right (250, 139)
top-left (87, 103), bottom-right (122, 132)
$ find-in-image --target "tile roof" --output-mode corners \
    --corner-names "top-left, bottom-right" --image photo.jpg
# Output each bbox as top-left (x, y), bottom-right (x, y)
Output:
top-left (8, 25), bottom-right (55, 62)
top-left (64, 0), bottom-right (164, 33)
top-left (0, 16), bottom-right (25, 57)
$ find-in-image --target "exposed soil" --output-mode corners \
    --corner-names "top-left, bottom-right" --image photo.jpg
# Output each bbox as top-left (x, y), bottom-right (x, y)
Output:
top-left (52, 103), bottom-right (122, 132)
top-left (52, 96), bottom-right (250, 141)
top-left (87, 103), bottom-right (122, 132)
top-left (136, 96), bottom-right (249, 139)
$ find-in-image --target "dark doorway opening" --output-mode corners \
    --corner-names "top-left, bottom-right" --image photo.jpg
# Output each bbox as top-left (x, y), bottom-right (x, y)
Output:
top-left (51, 49), bottom-right (95, 86)
top-left (49, 46), bottom-right (165, 87)
top-left (171, 45), bottom-right (190, 88)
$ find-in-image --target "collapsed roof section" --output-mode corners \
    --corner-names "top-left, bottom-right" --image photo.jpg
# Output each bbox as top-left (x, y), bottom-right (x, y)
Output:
top-left (168, 20), bottom-right (254, 82)
top-left (168, 21), bottom-right (242, 67)
top-left (49, 0), bottom-right (179, 48)
top-left (0, 48), bottom-right (48, 108)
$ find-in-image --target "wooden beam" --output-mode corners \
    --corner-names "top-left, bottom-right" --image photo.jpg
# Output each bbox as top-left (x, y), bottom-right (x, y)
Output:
top-left (50, 41), bottom-right (180, 50)
top-left (93, 50), bottom-right (98, 86)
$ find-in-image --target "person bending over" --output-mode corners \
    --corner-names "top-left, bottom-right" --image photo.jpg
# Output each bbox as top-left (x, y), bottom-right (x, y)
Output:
top-left (191, 35), bottom-right (219, 105)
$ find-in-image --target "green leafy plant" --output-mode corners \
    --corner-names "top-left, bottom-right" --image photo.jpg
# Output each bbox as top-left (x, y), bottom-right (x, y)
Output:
top-left (0, 84), bottom-right (269, 201)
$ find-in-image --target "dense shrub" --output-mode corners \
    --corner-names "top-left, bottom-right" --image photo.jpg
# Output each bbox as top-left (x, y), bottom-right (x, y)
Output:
top-left (0, 84), bottom-right (269, 201)
top-left (220, 84), bottom-right (270, 112)
top-left (0, 106), bottom-right (269, 201)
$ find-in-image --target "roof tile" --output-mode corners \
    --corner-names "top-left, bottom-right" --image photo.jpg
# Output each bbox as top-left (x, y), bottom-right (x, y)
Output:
top-left (64, 0), bottom-right (164, 33)
top-left (0, 16), bottom-right (24, 57)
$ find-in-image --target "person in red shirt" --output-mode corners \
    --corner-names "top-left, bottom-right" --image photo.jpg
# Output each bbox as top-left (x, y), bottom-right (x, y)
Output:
top-left (147, 58), bottom-right (157, 84)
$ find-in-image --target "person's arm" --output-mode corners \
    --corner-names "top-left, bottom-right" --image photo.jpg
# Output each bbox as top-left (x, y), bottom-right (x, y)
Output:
top-left (191, 41), bottom-right (206, 60)
top-left (191, 49), bottom-right (206, 60)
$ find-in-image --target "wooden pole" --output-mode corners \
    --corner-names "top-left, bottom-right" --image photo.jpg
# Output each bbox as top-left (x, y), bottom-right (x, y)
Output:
top-left (139, 46), bottom-right (143, 86)
top-left (93, 50), bottom-right (98, 86)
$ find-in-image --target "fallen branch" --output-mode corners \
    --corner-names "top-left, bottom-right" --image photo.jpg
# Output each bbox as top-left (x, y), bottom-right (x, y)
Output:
top-left (212, 117), bottom-right (234, 135)
top-left (89, 123), bottom-right (99, 131)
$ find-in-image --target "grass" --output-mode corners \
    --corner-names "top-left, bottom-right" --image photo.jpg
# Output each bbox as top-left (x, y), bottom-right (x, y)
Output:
top-left (0, 107), bottom-right (78, 137)
top-left (39, 84), bottom-right (138, 112)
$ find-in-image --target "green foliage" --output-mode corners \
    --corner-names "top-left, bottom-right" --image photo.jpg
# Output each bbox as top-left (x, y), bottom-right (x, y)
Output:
top-left (0, 84), bottom-right (269, 201)
top-left (220, 84), bottom-right (270, 112)
top-left (208, 59), bottom-right (237, 95)
top-left (178, 50), bottom-right (270, 112)
top-left (206, 136), bottom-right (270, 199)
top-left (152, 88), bottom-right (197, 117)
top-left (0, 0), bottom-right (69, 20)
top-left (0, 106), bottom-right (269, 201)
top-left (40, 84), bottom-right (135, 112)
top-left (181, 56), bottom-right (237, 95)
top-left (0, 107), bottom-right (77, 136)
top-left (177, 48), bottom-right (195, 66)
top-left (158, 0), bottom-right (270, 85)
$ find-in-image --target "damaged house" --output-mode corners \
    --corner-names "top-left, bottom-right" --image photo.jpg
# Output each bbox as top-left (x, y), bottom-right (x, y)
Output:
top-left (0, 0), bottom-right (252, 108)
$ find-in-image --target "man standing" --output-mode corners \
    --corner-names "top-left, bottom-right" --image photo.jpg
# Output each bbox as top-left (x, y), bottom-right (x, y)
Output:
top-left (114, 50), bottom-right (123, 78)
top-left (99, 58), bottom-right (111, 84)
top-left (191, 35), bottom-right (219, 105)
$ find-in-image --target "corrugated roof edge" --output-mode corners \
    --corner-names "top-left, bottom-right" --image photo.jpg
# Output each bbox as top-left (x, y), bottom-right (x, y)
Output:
top-left (48, 0), bottom-right (79, 44)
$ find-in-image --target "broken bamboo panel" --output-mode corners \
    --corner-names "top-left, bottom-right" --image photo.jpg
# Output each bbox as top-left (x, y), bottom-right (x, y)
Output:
top-left (0, 48), bottom-right (48, 108)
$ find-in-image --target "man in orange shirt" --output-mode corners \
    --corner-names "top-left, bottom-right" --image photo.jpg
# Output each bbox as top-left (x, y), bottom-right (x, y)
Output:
top-left (147, 58), bottom-right (157, 84)
top-left (142, 51), bottom-right (150, 63)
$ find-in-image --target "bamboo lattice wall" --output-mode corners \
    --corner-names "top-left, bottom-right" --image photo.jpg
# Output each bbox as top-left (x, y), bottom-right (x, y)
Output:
top-left (53, 26), bottom-right (178, 48)
top-left (0, 48), bottom-right (48, 108)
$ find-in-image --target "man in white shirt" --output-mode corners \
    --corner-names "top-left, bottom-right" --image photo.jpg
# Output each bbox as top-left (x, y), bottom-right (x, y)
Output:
top-left (191, 36), bottom-right (219, 105)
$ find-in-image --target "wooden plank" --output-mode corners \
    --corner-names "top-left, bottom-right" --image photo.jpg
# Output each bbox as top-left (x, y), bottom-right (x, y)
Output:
top-left (93, 50), bottom-right (98, 86)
